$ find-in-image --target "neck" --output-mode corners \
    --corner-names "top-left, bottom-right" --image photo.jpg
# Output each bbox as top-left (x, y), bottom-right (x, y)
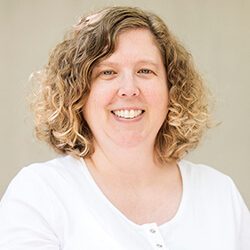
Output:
top-left (85, 139), bottom-right (176, 187)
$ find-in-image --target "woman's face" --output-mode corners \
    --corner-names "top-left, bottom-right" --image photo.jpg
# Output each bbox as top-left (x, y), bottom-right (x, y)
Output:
top-left (84, 28), bottom-right (168, 149)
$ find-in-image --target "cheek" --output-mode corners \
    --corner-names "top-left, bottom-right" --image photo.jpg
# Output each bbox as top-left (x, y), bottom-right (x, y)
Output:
top-left (144, 84), bottom-right (169, 108)
top-left (88, 84), bottom-right (116, 108)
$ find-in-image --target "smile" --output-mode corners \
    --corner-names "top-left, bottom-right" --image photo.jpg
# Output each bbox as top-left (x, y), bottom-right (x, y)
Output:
top-left (111, 109), bottom-right (145, 119)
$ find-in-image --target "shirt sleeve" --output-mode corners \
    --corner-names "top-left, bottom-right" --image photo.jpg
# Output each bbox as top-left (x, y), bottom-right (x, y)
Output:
top-left (0, 167), bottom-right (60, 250)
top-left (228, 177), bottom-right (250, 250)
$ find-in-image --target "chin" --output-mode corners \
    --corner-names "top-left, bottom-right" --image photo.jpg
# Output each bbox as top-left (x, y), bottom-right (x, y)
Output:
top-left (111, 133), bottom-right (149, 148)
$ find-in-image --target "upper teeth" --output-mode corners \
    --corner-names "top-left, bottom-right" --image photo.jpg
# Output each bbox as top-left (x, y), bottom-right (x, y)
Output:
top-left (113, 109), bottom-right (143, 119)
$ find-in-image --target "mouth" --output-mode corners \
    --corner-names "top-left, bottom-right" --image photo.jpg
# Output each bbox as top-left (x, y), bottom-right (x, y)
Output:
top-left (111, 109), bottom-right (145, 119)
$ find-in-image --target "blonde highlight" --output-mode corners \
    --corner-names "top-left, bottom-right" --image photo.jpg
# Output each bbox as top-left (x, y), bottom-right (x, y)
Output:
top-left (30, 6), bottom-right (210, 163)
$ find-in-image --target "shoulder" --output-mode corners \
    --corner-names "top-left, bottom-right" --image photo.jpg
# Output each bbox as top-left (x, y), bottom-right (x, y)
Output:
top-left (180, 160), bottom-right (250, 240)
top-left (1, 155), bottom-right (83, 201)
top-left (180, 160), bottom-right (249, 211)
top-left (180, 159), bottom-right (232, 187)
top-left (179, 160), bottom-right (239, 205)
top-left (16, 155), bottom-right (82, 180)
top-left (21, 155), bottom-right (82, 174)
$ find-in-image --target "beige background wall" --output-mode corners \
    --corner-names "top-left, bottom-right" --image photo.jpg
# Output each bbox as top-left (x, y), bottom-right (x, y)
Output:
top-left (0, 0), bottom-right (249, 207)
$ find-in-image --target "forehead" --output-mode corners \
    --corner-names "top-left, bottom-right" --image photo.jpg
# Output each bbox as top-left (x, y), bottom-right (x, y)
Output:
top-left (101, 28), bottom-right (163, 65)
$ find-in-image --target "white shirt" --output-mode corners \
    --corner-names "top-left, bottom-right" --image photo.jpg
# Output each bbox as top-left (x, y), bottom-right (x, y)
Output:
top-left (0, 155), bottom-right (249, 250)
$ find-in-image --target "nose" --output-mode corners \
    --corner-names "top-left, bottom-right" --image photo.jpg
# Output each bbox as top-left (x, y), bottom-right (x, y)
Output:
top-left (117, 74), bottom-right (140, 97)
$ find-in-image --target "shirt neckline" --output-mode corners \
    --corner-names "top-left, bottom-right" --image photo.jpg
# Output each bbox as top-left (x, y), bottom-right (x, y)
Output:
top-left (78, 157), bottom-right (188, 231)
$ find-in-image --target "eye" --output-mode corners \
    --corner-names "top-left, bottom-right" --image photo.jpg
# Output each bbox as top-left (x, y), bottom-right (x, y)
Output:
top-left (101, 70), bottom-right (116, 75)
top-left (137, 68), bottom-right (154, 74)
top-left (96, 69), bottom-right (117, 80)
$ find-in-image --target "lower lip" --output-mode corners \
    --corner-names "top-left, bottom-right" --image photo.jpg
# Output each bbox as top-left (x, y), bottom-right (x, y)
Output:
top-left (111, 112), bottom-right (144, 122)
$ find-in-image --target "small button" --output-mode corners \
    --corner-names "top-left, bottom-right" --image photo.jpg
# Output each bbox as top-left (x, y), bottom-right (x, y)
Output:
top-left (156, 243), bottom-right (163, 248)
top-left (149, 228), bottom-right (156, 233)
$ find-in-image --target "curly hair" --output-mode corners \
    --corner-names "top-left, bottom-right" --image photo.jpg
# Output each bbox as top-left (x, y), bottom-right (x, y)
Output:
top-left (31, 6), bottom-right (210, 163)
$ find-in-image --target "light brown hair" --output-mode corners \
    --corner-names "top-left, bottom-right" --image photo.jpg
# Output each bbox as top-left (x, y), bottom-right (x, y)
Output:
top-left (31, 6), bottom-right (210, 163)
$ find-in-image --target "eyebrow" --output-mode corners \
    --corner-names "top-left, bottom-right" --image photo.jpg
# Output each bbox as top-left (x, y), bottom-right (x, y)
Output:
top-left (95, 59), bottom-right (160, 68)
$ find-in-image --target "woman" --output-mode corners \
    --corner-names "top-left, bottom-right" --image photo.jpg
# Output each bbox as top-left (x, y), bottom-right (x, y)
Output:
top-left (0, 6), bottom-right (249, 250)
